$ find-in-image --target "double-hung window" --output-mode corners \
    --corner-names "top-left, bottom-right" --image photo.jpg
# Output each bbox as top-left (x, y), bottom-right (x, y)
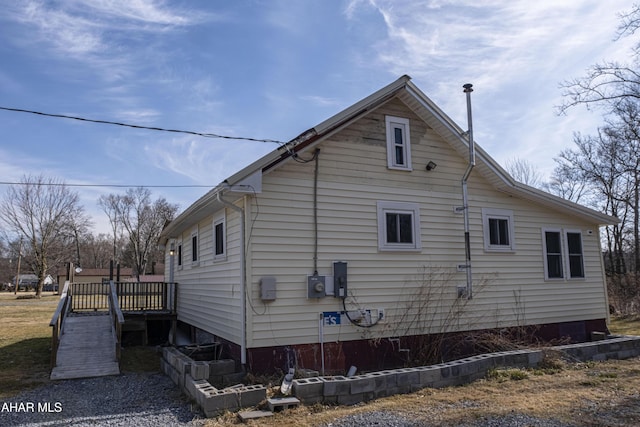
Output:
top-left (213, 211), bottom-right (226, 261)
top-left (542, 228), bottom-right (585, 280)
top-left (482, 208), bottom-right (515, 252)
top-left (385, 116), bottom-right (412, 170)
top-left (565, 230), bottom-right (585, 278)
top-left (543, 229), bottom-right (563, 279)
top-left (377, 201), bottom-right (421, 251)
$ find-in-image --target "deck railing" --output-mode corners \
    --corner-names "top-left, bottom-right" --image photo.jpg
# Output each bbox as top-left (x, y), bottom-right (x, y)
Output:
top-left (49, 281), bottom-right (72, 368)
top-left (69, 281), bottom-right (178, 313)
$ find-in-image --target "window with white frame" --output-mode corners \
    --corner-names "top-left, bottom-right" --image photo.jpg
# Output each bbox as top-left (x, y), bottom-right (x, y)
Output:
top-left (543, 229), bottom-right (563, 279)
top-left (177, 240), bottom-right (183, 268)
top-left (377, 201), bottom-right (421, 251)
top-left (565, 230), bottom-right (585, 278)
top-left (385, 116), bottom-right (412, 170)
top-left (213, 211), bottom-right (226, 261)
top-left (482, 208), bottom-right (515, 252)
top-left (191, 228), bottom-right (199, 264)
top-left (542, 228), bottom-right (585, 280)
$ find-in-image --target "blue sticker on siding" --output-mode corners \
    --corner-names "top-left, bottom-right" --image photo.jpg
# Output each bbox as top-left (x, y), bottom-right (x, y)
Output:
top-left (323, 311), bottom-right (341, 326)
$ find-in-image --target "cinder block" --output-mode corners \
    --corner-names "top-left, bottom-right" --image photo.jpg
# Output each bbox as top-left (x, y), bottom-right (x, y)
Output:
top-left (337, 393), bottom-right (364, 406)
top-left (184, 374), bottom-right (210, 400)
top-left (195, 385), bottom-right (218, 407)
top-left (208, 359), bottom-right (236, 376)
top-left (396, 368), bottom-right (420, 386)
top-left (618, 349), bottom-right (639, 360)
top-left (417, 366), bottom-right (441, 386)
top-left (439, 364), bottom-right (451, 379)
top-left (239, 385), bottom-right (267, 407)
top-left (292, 377), bottom-right (325, 403)
top-left (161, 358), bottom-right (181, 386)
top-left (267, 397), bottom-right (300, 412)
top-left (323, 376), bottom-right (351, 397)
top-left (201, 389), bottom-right (239, 417)
top-left (367, 372), bottom-right (387, 392)
top-left (350, 374), bottom-right (375, 394)
top-left (190, 361), bottom-right (210, 380)
top-left (174, 355), bottom-right (192, 376)
top-left (527, 350), bottom-right (544, 367)
top-left (378, 370), bottom-right (398, 388)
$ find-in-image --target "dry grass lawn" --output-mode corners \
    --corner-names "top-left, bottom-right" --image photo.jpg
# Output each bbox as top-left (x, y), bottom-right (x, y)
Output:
top-left (2, 292), bottom-right (640, 426)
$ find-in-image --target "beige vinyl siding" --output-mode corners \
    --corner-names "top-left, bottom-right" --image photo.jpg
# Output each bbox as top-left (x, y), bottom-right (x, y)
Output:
top-left (173, 206), bottom-right (244, 345)
top-left (246, 98), bottom-right (608, 348)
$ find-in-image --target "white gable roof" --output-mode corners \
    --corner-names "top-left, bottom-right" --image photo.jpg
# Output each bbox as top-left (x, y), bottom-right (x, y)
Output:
top-left (160, 75), bottom-right (617, 241)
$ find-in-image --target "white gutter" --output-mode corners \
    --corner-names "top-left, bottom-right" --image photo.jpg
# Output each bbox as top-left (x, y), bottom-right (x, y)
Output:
top-left (462, 84), bottom-right (476, 299)
top-left (217, 190), bottom-right (247, 366)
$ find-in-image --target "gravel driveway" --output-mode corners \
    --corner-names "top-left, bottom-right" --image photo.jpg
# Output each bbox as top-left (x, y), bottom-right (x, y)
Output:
top-left (0, 372), bottom-right (206, 427)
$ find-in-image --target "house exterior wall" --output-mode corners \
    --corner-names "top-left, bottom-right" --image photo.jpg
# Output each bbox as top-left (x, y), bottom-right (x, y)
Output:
top-left (245, 98), bottom-right (609, 352)
top-left (163, 94), bottom-right (609, 373)
top-left (167, 204), bottom-right (245, 346)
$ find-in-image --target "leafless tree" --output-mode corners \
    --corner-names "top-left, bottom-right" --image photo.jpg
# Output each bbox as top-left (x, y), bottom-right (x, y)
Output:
top-left (0, 175), bottom-right (91, 297)
top-left (79, 233), bottom-right (125, 269)
top-left (543, 159), bottom-right (587, 203)
top-left (103, 188), bottom-right (178, 279)
top-left (558, 5), bottom-right (640, 114)
top-left (98, 194), bottom-right (124, 263)
top-left (505, 158), bottom-right (544, 188)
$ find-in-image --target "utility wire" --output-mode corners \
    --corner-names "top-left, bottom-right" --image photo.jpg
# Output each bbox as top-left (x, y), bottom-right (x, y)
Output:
top-left (0, 181), bottom-right (214, 188)
top-left (0, 106), bottom-right (286, 145)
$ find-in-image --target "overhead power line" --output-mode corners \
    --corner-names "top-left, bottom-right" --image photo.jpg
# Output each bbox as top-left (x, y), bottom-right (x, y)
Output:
top-left (0, 181), bottom-right (214, 188)
top-left (0, 106), bottom-right (286, 144)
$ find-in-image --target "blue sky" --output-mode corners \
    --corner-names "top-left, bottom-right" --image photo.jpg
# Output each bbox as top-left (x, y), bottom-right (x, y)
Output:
top-left (0, 0), bottom-right (635, 233)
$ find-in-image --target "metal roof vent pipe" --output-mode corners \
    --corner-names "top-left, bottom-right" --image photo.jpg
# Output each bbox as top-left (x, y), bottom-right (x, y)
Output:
top-left (461, 83), bottom-right (475, 299)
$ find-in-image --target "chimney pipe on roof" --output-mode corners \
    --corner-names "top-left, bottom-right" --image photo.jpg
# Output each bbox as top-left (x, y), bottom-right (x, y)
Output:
top-left (461, 83), bottom-right (475, 299)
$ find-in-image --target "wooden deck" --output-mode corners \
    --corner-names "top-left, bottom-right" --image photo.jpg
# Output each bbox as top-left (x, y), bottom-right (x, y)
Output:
top-left (50, 313), bottom-right (119, 380)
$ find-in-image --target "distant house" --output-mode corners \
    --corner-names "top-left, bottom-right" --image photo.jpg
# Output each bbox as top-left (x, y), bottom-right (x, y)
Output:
top-left (159, 75), bottom-right (617, 374)
top-left (13, 273), bottom-right (54, 290)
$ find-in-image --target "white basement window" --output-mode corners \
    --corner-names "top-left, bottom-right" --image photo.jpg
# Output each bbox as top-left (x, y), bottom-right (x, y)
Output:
top-left (385, 116), bottom-right (412, 170)
top-left (377, 201), bottom-right (422, 251)
top-left (481, 208), bottom-right (515, 252)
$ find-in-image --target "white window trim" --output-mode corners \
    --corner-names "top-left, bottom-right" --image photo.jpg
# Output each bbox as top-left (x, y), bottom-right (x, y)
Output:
top-left (564, 229), bottom-right (585, 280)
top-left (385, 116), bottom-right (412, 171)
top-left (177, 239), bottom-right (183, 270)
top-left (191, 227), bottom-right (199, 266)
top-left (481, 208), bottom-right (516, 252)
top-left (213, 211), bottom-right (226, 262)
top-left (376, 201), bottom-right (422, 251)
top-left (542, 228), bottom-right (564, 280)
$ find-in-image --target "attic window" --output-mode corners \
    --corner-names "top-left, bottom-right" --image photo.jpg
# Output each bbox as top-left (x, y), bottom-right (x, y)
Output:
top-left (385, 116), bottom-right (412, 170)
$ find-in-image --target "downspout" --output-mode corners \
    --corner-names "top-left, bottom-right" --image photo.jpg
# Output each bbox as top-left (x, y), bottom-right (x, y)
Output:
top-left (462, 83), bottom-right (476, 299)
top-left (217, 190), bottom-right (247, 366)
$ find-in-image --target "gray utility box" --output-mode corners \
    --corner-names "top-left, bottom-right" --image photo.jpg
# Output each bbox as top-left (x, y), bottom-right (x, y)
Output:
top-left (260, 276), bottom-right (276, 301)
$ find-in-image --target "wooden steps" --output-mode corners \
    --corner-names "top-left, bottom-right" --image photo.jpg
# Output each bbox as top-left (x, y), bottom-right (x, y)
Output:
top-left (50, 313), bottom-right (120, 380)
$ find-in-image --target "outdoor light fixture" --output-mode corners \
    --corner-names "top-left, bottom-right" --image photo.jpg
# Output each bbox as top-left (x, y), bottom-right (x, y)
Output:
top-left (426, 161), bottom-right (437, 171)
top-left (74, 266), bottom-right (83, 274)
top-left (169, 243), bottom-right (175, 256)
